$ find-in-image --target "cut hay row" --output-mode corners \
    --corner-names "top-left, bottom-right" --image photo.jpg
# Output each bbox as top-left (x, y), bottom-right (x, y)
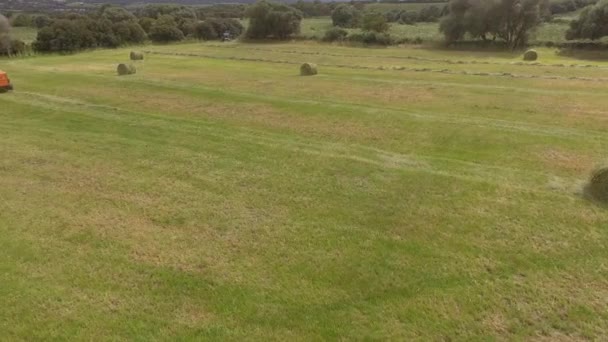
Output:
top-left (142, 50), bottom-right (608, 83)
top-left (6, 90), bottom-right (576, 195)
top-left (203, 44), bottom-right (607, 69)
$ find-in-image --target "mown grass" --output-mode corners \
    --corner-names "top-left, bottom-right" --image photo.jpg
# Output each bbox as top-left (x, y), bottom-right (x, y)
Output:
top-left (1, 41), bottom-right (608, 339)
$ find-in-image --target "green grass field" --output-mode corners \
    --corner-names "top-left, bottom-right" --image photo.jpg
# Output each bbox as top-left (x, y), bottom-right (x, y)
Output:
top-left (1, 41), bottom-right (608, 339)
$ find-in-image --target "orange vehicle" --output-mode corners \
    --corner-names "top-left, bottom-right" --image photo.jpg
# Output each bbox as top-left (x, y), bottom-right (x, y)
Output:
top-left (0, 70), bottom-right (13, 92)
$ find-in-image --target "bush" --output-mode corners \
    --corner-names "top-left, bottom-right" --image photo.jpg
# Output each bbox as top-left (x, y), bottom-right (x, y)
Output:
top-left (331, 4), bottom-right (360, 28)
top-left (148, 21), bottom-right (184, 43)
top-left (323, 27), bottom-right (348, 42)
top-left (32, 13), bottom-right (147, 53)
top-left (209, 18), bottom-right (244, 39)
top-left (0, 39), bottom-right (27, 56)
top-left (361, 12), bottom-right (389, 33)
top-left (523, 49), bottom-right (538, 61)
top-left (194, 21), bottom-right (217, 40)
top-left (348, 32), bottom-right (392, 45)
top-left (440, 0), bottom-right (544, 49)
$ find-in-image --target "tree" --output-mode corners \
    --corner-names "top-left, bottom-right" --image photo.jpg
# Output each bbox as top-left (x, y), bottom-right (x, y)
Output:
top-left (399, 11), bottom-right (419, 25)
top-left (0, 14), bottom-right (10, 54)
top-left (34, 19), bottom-right (91, 53)
top-left (331, 4), bottom-right (360, 28)
top-left (418, 5), bottom-right (442, 22)
top-left (361, 12), bottom-right (389, 33)
top-left (99, 6), bottom-right (136, 23)
top-left (194, 21), bottom-right (217, 40)
top-left (566, 0), bottom-right (608, 40)
top-left (494, 0), bottom-right (544, 48)
top-left (194, 19), bottom-right (244, 40)
top-left (245, 1), bottom-right (302, 39)
top-left (148, 24), bottom-right (184, 43)
top-left (139, 17), bottom-right (155, 33)
top-left (440, 0), bottom-right (543, 48)
top-left (33, 15), bottom-right (52, 29)
top-left (11, 14), bottom-right (32, 27)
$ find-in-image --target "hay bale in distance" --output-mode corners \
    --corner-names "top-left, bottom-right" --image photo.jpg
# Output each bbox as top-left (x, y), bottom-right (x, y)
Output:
top-left (584, 167), bottom-right (608, 203)
top-left (117, 63), bottom-right (136, 76)
top-left (300, 63), bottom-right (318, 76)
top-left (130, 51), bottom-right (144, 61)
top-left (523, 49), bottom-right (538, 61)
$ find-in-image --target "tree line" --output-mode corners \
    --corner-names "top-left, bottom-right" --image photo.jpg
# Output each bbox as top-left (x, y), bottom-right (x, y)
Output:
top-left (3, 0), bottom-right (608, 55)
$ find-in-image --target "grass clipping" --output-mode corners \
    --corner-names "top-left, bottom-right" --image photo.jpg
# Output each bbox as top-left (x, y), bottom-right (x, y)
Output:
top-left (117, 63), bottom-right (136, 76)
top-left (300, 63), bottom-right (318, 76)
top-left (584, 167), bottom-right (608, 203)
top-left (523, 49), bottom-right (538, 61)
top-left (130, 51), bottom-right (144, 61)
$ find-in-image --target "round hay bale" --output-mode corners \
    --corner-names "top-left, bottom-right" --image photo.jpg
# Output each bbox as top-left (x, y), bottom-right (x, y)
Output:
top-left (300, 63), bottom-right (317, 76)
top-left (130, 51), bottom-right (144, 61)
top-left (117, 63), bottom-right (136, 76)
top-left (523, 49), bottom-right (538, 61)
top-left (584, 167), bottom-right (608, 203)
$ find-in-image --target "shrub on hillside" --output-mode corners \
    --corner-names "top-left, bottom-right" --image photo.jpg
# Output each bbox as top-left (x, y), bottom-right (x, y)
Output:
top-left (323, 27), bottom-right (348, 42)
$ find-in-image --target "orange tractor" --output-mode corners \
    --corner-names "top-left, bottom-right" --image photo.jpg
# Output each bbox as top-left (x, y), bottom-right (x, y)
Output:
top-left (0, 70), bottom-right (13, 93)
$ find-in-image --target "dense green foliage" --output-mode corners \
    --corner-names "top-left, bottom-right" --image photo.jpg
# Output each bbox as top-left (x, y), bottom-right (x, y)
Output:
top-left (361, 12), bottom-right (390, 33)
top-left (29, 3), bottom-right (248, 52)
top-left (33, 7), bottom-right (146, 52)
top-left (245, 1), bottom-right (303, 39)
top-left (331, 4), bottom-right (361, 28)
top-left (148, 16), bottom-right (185, 43)
top-left (194, 18), bottom-right (244, 41)
top-left (566, 0), bottom-right (608, 39)
top-left (384, 5), bottom-right (445, 24)
top-left (293, 0), bottom-right (333, 17)
top-left (323, 26), bottom-right (348, 41)
top-left (549, 0), bottom-right (596, 14)
top-left (440, 0), bottom-right (545, 48)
